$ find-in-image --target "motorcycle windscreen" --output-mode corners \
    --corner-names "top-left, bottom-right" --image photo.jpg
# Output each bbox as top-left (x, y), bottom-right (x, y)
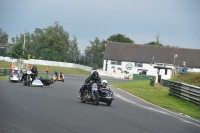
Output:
top-left (32, 79), bottom-right (43, 86)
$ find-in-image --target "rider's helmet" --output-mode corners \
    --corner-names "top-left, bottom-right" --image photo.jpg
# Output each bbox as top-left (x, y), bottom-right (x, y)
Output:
top-left (14, 67), bottom-right (19, 71)
top-left (32, 66), bottom-right (37, 72)
top-left (102, 80), bottom-right (108, 85)
top-left (102, 80), bottom-right (108, 88)
top-left (92, 71), bottom-right (99, 80)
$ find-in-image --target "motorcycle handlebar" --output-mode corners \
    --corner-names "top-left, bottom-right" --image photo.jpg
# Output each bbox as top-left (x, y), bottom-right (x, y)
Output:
top-left (83, 84), bottom-right (102, 87)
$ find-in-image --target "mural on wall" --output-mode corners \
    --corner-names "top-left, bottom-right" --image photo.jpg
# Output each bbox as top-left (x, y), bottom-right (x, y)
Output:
top-left (111, 66), bottom-right (116, 73)
top-left (117, 67), bottom-right (124, 73)
top-left (126, 63), bottom-right (133, 70)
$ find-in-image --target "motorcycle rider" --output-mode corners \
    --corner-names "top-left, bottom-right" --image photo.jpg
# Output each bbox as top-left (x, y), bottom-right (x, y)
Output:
top-left (31, 66), bottom-right (38, 81)
top-left (99, 80), bottom-right (109, 95)
top-left (21, 66), bottom-right (38, 82)
top-left (54, 71), bottom-right (58, 80)
top-left (102, 80), bottom-right (108, 88)
top-left (12, 67), bottom-right (20, 77)
top-left (79, 71), bottom-right (101, 99)
top-left (60, 72), bottom-right (63, 78)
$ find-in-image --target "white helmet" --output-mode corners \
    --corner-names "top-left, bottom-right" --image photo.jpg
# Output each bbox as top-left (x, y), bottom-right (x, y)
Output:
top-left (102, 80), bottom-right (108, 85)
top-left (14, 67), bottom-right (19, 71)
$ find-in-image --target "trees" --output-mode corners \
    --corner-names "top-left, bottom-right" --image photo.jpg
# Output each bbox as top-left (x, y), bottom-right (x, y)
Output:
top-left (30, 22), bottom-right (70, 61)
top-left (68, 36), bottom-right (81, 63)
top-left (8, 22), bottom-right (78, 62)
top-left (84, 37), bottom-right (106, 68)
top-left (84, 34), bottom-right (134, 68)
top-left (107, 34), bottom-right (134, 43)
top-left (8, 43), bottom-right (28, 59)
top-left (0, 28), bottom-right (9, 56)
top-left (145, 33), bottom-right (163, 46)
top-left (145, 41), bottom-right (163, 46)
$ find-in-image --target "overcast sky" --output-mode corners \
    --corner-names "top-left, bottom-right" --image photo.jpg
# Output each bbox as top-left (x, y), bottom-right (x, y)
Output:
top-left (0, 0), bottom-right (200, 53)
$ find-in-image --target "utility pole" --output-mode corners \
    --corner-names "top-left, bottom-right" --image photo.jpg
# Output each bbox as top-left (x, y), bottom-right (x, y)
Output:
top-left (21, 27), bottom-right (26, 71)
top-left (23, 27), bottom-right (26, 55)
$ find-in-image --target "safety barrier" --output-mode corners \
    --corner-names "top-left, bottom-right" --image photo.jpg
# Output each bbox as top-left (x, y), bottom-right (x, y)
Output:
top-left (162, 79), bottom-right (171, 87)
top-left (0, 69), bottom-right (12, 76)
top-left (0, 56), bottom-right (92, 72)
top-left (169, 81), bottom-right (200, 105)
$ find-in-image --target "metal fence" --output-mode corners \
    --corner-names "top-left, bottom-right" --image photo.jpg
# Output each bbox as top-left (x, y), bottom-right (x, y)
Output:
top-left (169, 81), bottom-right (200, 105)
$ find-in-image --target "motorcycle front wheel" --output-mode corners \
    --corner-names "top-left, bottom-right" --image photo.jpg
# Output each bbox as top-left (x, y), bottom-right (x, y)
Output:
top-left (93, 91), bottom-right (99, 106)
top-left (27, 75), bottom-right (31, 86)
top-left (80, 93), bottom-right (86, 103)
top-left (106, 100), bottom-right (112, 106)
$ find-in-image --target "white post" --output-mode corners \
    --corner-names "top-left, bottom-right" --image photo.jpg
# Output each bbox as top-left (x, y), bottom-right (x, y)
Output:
top-left (173, 54), bottom-right (178, 66)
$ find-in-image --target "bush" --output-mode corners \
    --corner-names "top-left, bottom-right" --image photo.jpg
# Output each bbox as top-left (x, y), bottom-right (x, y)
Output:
top-left (171, 72), bottom-right (200, 87)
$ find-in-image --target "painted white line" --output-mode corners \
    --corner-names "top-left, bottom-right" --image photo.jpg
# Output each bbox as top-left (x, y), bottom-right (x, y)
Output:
top-left (114, 88), bottom-right (200, 125)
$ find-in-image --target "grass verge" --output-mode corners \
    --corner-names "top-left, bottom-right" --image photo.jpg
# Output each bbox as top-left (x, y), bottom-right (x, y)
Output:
top-left (113, 80), bottom-right (200, 119)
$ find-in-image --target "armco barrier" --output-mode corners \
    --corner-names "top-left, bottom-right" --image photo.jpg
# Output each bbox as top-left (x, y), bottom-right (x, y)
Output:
top-left (0, 69), bottom-right (12, 76)
top-left (169, 81), bottom-right (200, 105)
top-left (0, 56), bottom-right (92, 72)
top-left (162, 79), bottom-right (171, 87)
top-left (0, 69), bottom-right (5, 76)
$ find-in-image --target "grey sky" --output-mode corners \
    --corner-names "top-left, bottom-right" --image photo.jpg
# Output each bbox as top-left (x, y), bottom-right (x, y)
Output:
top-left (0, 0), bottom-right (200, 53)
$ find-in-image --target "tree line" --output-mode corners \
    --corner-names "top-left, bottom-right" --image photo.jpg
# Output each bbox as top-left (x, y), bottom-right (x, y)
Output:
top-left (0, 22), bottom-right (174, 69)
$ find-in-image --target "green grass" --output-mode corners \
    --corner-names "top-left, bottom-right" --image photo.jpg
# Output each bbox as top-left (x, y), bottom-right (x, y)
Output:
top-left (0, 75), bottom-right (9, 80)
top-left (113, 80), bottom-right (200, 119)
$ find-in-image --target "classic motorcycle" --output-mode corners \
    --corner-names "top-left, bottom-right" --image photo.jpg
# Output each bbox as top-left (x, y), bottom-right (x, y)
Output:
top-left (24, 70), bottom-right (32, 86)
top-left (23, 70), bottom-right (43, 87)
top-left (52, 73), bottom-right (65, 82)
top-left (77, 81), bottom-right (101, 106)
top-left (98, 88), bottom-right (115, 106)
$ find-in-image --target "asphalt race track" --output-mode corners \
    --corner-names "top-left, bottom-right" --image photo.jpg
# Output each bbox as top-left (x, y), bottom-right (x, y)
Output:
top-left (0, 75), bottom-right (200, 133)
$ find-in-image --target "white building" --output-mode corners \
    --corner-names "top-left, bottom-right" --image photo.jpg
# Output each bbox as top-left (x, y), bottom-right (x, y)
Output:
top-left (102, 42), bottom-right (200, 83)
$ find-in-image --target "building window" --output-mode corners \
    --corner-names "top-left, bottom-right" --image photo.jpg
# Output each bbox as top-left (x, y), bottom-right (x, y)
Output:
top-left (135, 62), bottom-right (143, 67)
top-left (110, 60), bottom-right (122, 65)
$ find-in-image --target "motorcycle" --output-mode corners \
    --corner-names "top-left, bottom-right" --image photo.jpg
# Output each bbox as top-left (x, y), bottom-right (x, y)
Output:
top-left (77, 81), bottom-right (101, 106)
top-left (23, 70), bottom-right (43, 87)
top-left (99, 88), bottom-right (115, 106)
top-left (52, 73), bottom-right (65, 82)
top-left (24, 70), bottom-right (32, 86)
top-left (59, 73), bottom-right (65, 82)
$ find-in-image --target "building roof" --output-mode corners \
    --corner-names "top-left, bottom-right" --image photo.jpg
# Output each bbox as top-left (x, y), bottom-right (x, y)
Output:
top-left (104, 41), bottom-right (200, 68)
